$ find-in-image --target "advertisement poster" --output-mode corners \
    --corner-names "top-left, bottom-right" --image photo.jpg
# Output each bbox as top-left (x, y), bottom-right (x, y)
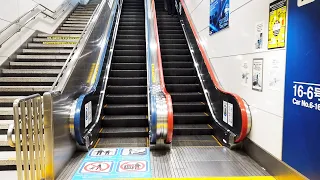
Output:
top-left (254, 22), bottom-right (264, 51)
top-left (268, 59), bottom-right (281, 91)
top-left (209, 0), bottom-right (230, 35)
top-left (252, 58), bottom-right (263, 92)
top-left (268, 0), bottom-right (287, 49)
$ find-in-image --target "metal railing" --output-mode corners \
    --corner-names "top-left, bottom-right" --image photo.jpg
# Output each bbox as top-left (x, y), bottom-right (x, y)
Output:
top-left (51, 3), bottom-right (100, 91)
top-left (0, 1), bottom-right (70, 48)
top-left (7, 94), bottom-right (54, 180)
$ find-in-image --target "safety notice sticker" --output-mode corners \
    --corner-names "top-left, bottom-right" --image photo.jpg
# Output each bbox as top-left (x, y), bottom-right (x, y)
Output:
top-left (121, 148), bottom-right (147, 156)
top-left (90, 148), bottom-right (117, 157)
top-left (118, 161), bottom-right (148, 172)
top-left (80, 162), bottom-right (113, 173)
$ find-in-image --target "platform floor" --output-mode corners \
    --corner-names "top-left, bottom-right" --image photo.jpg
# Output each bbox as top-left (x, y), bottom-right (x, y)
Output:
top-left (57, 146), bottom-right (272, 180)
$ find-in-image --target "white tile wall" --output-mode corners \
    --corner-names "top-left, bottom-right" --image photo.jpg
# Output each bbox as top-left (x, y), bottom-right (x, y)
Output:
top-left (185, 0), bottom-right (286, 159)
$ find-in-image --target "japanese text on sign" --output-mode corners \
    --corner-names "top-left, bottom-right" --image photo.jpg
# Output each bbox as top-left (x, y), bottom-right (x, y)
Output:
top-left (292, 81), bottom-right (320, 111)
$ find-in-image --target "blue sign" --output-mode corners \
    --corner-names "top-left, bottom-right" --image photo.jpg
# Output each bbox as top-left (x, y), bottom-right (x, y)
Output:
top-left (283, 1), bottom-right (320, 179)
top-left (72, 148), bottom-right (151, 179)
top-left (209, 0), bottom-right (230, 35)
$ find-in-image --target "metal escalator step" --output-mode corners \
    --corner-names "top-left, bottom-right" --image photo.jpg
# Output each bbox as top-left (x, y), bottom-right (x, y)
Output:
top-left (119, 22), bottom-right (144, 26)
top-left (107, 85), bottom-right (147, 94)
top-left (156, 17), bottom-right (179, 22)
top-left (163, 68), bottom-right (196, 76)
top-left (105, 94), bottom-right (147, 104)
top-left (62, 23), bottom-right (86, 27)
top-left (170, 92), bottom-right (204, 102)
top-left (16, 55), bottom-right (68, 60)
top-left (9, 62), bottom-right (64, 69)
top-left (57, 30), bottom-right (83, 34)
top-left (172, 135), bottom-right (220, 146)
top-left (157, 21), bottom-right (180, 26)
top-left (112, 56), bottom-right (146, 63)
top-left (22, 49), bottom-right (72, 54)
top-left (162, 61), bottom-right (193, 68)
top-left (120, 18), bottom-right (144, 22)
top-left (166, 84), bottom-right (201, 92)
top-left (121, 12), bottom-right (144, 15)
top-left (99, 127), bottom-right (148, 138)
top-left (164, 76), bottom-right (198, 84)
top-left (108, 77), bottom-right (147, 86)
top-left (28, 43), bottom-right (75, 48)
top-left (158, 34), bottom-right (185, 39)
top-left (118, 25), bottom-right (144, 31)
top-left (173, 102), bottom-right (207, 112)
top-left (160, 39), bottom-right (187, 44)
top-left (158, 29), bottom-right (183, 34)
top-left (121, 14), bottom-right (144, 19)
top-left (116, 29), bottom-right (144, 35)
top-left (110, 70), bottom-right (146, 77)
top-left (111, 63), bottom-right (146, 71)
top-left (115, 39), bottom-right (145, 45)
top-left (2, 69), bottom-right (60, 77)
top-left (104, 104), bottom-right (147, 115)
top-left (37, 33), bottom-right (81, 38)
top-left (162, 55), bottom-right (192, 61)
top-left (60, 27), bottom-right (84, 31)
top-left (116, 35), bottom-right (145, 40)
top-left (158, 25), bottom-right (182, 30)
top-left (174, 112), bottom-right (210, 124)
top-left (174, 124), bottom-right (214, 135)
top-left (160, 44), bottom-right (188, 50)
top-left (113, 50), bottom-right (145, 56)
top-left (101, 115), bottom-right (148, 127)
top-left (96, 137), bottom-right (146, 148)
top-left (114, 44), bottom-right (145, 50)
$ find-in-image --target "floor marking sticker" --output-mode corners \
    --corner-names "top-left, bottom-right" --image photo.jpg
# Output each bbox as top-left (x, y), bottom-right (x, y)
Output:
top-left (121, 148), bottom-right (147, 156)
top-left (80, 162), bottom-right (112, 173)
top-left (118, 161), bottom-right (148, 172)
top-left (90, 148), bottom-right (118, 157)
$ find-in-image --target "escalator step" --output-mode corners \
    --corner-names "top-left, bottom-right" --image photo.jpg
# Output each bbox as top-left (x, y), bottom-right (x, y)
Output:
top-left (158, 29), bottom-right (183, 34)
top-left (115, 39), bottom-right (145, 45)
top-left (96, 137), bottom-right (146, 148)
top-left (160, 44), bottom-right (188, 49)
top-left (116, 35), bottom-right (145, 40)
top-left (162, 61), bottom-right (193, 68)
top-left (173, 102), bottom-right (207, 112)
top-left (109, 70), bottom-right (146, 77)
top-left (99, 127), bottom-right (148, 138)
top-left (101, 115), bottom-right (148, 127)
top-left (174, 124), bottom-right (214, 135)
top-left (108, 77), bottom-right (147, 86)
top-left (113, 50), bottom-right (145, 56)
top-left (172, 135), bottom-right (220, 146)
top-left (170, 92), bottom-right (204, 102)
top-left (163, 68), bottom-right (196, 76)
top-left (174, 112), bottom-right (210, 124)
top-left (118, 26), bottom-right (145, 31)
top-left (164, 76), bottom-right (198, 84)
top-left (105, 94), bottom-right (147, 104)
top-left (107, 85), bottom-right (147, 94)
top-left (112, 56), bottom-right (146, 63)
top-left (104, 104), bottom-right (147, 115)
top-left (166, 84), bottom-right (201, 92)
top-left (162, 55), bottom-right (192, 61)
top-left (117, 29), bottom-right (145, 35)
top-left (160, 39), bottom-right (187, 44)
top-left (114, 44), bottom-right (145, 50)
top-left (111, 63), bottom-right (145, 70)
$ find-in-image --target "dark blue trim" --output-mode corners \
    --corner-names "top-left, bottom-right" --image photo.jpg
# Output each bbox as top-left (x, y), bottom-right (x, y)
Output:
top-left (73, 1), bottom-right (119, 145)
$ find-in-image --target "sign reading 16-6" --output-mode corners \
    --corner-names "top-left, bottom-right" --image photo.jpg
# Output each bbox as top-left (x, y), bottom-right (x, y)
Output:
top-left (292, 82), bottom-right (320, 111)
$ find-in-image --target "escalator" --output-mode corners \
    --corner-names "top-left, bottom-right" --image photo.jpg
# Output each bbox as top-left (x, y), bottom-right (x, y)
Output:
top-left (0, 1), bottom-right (99, 172)
top-left (155, 0), bottom-right (220, 146)
top-left (95, 0), bottom-right (149, 148)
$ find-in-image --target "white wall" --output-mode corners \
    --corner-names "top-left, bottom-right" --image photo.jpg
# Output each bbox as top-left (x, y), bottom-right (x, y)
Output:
top-left (0, 0), bottom-right (79, 65)
top-left (184, 0), bottom-right (286, 160)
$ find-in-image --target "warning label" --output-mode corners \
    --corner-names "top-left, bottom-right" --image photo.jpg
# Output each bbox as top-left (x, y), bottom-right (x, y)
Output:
top-left (118, 161), bottom-right (147, 172)
top-left (90, 148), bottom-right (117, 157)
top-left (80, 162), bottom-right (112, 173)
top-left (121, 148), bottom-right (147, 156)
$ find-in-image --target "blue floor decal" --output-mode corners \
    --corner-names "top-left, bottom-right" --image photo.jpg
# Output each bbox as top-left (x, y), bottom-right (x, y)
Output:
top-left (72, 147), bottom-right (151, 179)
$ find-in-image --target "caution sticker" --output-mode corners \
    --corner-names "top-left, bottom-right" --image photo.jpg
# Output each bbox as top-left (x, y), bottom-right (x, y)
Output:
top-left (80, 161), bottom-right (113, 173)
top-left (117, 161), bottom-right (148, 173)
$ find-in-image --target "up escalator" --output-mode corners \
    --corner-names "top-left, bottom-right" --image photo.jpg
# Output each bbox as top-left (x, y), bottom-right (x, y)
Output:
top-left (0, 2), bottom-right (99, 171)
top-left (95, 0), bottom-right (149, 148)
top-left (155, 0), bottom-right (220, 146)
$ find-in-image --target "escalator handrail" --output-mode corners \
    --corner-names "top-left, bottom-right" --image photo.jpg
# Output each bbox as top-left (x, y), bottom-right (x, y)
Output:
top-left (179, 0), bottom-right (250, 142)
top-left (151, 0), bottom-right (174, 143)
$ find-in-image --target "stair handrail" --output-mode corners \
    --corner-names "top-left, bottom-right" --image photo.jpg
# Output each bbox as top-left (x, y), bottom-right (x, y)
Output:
top-left (51, 3), bottom-right (101, 91)
top-left (0, 1), bottom-right (72, 48)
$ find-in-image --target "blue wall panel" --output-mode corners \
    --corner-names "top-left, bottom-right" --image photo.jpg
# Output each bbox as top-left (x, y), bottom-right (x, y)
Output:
top-left (283, 1), bottom-right (320, 179)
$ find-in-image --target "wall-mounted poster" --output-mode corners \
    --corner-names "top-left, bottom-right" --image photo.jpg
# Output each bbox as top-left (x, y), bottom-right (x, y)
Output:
top-left (252, 58), bottom-right (263, 92)
top-left (209, 0), bottom-right (230, 35)
top-left (268, 0), bottom-right (287, 49)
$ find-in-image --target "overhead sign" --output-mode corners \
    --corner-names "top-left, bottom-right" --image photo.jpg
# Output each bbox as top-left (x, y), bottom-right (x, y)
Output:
top-left (268, 0), bottom-right (287, 49)
top-left (209, 0), bottom-right (230, 35)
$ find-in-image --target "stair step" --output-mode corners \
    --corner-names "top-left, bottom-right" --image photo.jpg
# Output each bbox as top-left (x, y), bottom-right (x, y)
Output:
top-left (37, 33), bottom-right (81, 38)
top-left (2, 69), bottom-right (60, 77)
top-left (22, 49), bottom-right (72, 54)
top-left (28, 43), bottom-right (75, 48)
top-left (0, 86), bottom-right (50, 92)
top-left (65, 20), bottom-right (88, 24)
top-left (60, 27), bottom-right (84, 31)
top-left (16, 55), bottom-right (68, 60)
top-left (62, 23), bottom-right (86, 27)
top-left (57, 30), bottom-right (83, 34)
top-left (9, 62), bottom-right (64, 68)
top-left (33, 38), bottom-right (79, 42)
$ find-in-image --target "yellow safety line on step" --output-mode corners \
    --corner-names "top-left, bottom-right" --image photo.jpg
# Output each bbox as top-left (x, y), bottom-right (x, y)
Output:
top-left (43, 41), bottom-right (77, 45)
top-left (47, 36), bottom-right (80, 40)
top-left (204, 112), bottom-right (209, 116)
top-left (93, 138), bottom-right (101, 148)
top-left (211, 135), bottom-right (223, 146)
